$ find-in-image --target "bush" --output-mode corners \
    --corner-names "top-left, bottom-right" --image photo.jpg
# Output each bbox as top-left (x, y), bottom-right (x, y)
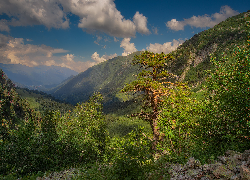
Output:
top-left (0, 92), bottom-right (108, 177)
top-left (196, 33), bottom-right (250, 156)
top-left (158, 85), bottom-right (203, 162)
top-left (106, 127), bottom-right (153, 180)
top-left (56, 92), bottom-right (108, 163)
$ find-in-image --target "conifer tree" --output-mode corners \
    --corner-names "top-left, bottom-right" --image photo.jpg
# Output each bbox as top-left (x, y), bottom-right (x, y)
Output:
top-left (122, 51), bottom-right (186, 151)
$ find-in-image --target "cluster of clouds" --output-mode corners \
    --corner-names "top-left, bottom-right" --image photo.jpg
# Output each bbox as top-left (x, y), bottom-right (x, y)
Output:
top-left (0, 33), bottom-right (117, 72)
top-left (119, 38), bottom-right (184, 56)
top-left (0, 1), bottom-right (239, 72)
top-left (0, 31), bottom-right (182, 72)
top-left (166, 5), bottom-right (238, 31)
top-left (91, 52), bottom-right (117, 63)
top-left (120, 38), bottom-right (137, 56)
top-left (0, 0), bottom-right (150, 37)
top-left (146, 39), bottom-right (184, 54)
top-left (0, 0), bottom-right (150, 72)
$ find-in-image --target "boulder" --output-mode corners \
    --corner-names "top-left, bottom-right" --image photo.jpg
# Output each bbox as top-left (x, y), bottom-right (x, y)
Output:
top-left (167, 149), bottom-right (250, 180)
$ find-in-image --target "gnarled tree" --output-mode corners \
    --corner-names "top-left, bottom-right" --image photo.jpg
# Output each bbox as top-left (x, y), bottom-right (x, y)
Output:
top-left (122, 51), bottom-right (185, 151)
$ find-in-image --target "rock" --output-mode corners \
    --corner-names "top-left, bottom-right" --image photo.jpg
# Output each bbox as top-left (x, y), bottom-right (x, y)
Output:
top-left (226, 150), bottom-right (238, 157)
top-left (167, 149), bottom-right (250, 180)
top-left (233, 165), bottom-right (241, 174)
top-left (218, 156), bottom-right (227, 164)
top-left (186, 157), bottom-right (201, 169)
top-left (209, 162), bottom-right (223, 172)
top-left (242, 150), bottom-right (250, 161)
top-left (240, 164), bottom-right (250, 180)
top-left (247, 156), bottom-right (250, 166)
top-left (212, 164), bottom-right (235, 179)
top-left (230, 174), bottom-right (241, 180)
top-left (187, 168), bottom-right (202, 177)
top-left (202, 164), bottom-right (211, 173)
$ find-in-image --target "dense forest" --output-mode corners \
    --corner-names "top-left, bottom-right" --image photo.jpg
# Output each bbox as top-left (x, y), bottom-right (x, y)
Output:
top-left (0, 12), bottom-right (250, 179)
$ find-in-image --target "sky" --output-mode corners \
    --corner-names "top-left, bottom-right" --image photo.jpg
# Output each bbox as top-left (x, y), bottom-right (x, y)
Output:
top-left (0, 0), bottom-right (249, 73)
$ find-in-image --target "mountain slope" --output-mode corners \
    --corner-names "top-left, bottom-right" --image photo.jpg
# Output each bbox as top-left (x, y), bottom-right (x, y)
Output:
top-left (52, 51), bottom-right (141, 105)
top-left (171, 11), bottom-right (250, 84)
top-left (52, 11), bottom-right (250, 106)
top-left (0, 63), bottom-right (78, 91)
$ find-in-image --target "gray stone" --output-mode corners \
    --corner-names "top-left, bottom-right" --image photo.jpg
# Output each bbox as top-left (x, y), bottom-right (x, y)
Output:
top-left (218, 156), bottom-right (227, 164)
top-left (167, 149), bottom-right (250, 180)
top-left (212, 164), bottom-right (234, 179)
top-left (230, 174), bottom-right (240, 180)
top-left (186, 157), bottom-right (201, 169)
top-left (242, 150), bottom-right (250, 161)
top-left (187, 168), bottom-right (202, 177)
top-left (240, 164), bottom-right (250, 180)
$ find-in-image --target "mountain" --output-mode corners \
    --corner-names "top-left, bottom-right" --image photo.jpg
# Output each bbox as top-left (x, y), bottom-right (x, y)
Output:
top-left (170, 11), bottom-right (249, 84)
top-left (52, 51), bottom-right (142, 105)
top-left (51, 11), bottom-right (250, 106)
top-left (0, 63), bottom-right (78, 91)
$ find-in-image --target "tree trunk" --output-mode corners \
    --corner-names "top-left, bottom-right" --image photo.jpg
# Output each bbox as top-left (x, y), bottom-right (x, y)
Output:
top-left (151, 94), bottom-right (160, 151)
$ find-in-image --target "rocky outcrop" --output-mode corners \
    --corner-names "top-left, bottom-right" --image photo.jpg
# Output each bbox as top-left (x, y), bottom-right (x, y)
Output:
top-left (168, 149), bottom-right (250, 180)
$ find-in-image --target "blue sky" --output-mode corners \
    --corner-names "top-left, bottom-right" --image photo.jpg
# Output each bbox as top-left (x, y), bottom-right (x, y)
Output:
top-left (0, 0), bottom-right (249, 72)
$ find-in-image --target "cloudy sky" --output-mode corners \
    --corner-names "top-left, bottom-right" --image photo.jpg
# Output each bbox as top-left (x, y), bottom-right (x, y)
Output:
top-left (0, 0), bottom-right (249, 73)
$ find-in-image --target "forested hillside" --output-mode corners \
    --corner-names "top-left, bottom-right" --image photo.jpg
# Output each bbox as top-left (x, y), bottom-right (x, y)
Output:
top-left (51, 51), bottom-right (142, 105)
top-left (15, 87), bottom-right (74, 114)
top-left (0, 11), bottom-right (249, 180)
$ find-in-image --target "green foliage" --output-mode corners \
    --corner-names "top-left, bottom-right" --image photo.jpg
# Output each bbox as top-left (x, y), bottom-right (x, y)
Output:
top-left (0, 70), bottom-right (33, 142)
top-left (171, 11), bottom-right (249, 83)
top-left (52, 52), bottom-right (141, 105)
top-left (0, 111), bottom-right (79, 176)
top-left (158, 86), bottom-right (202, 160)
top-left (105, 114), bottom-right (151, 138)
top-left (184, 59), bottom-right (213, 84)
top-left (56, 92), bottom-right (107, 162)
top-left (16, 87), bottom-right (74, 114)
top-left (105, 127), bottom-right (153, 180)
top-left (0, 92), bottom-right (108, 177)
top-left (122, 51), bottom-right (180, 150)
top-left (197, 28), bottom-right (250, 155)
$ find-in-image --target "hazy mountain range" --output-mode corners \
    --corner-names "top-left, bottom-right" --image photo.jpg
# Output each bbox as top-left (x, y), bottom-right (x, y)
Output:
top-left (0, 63), bottom-right (78, 91)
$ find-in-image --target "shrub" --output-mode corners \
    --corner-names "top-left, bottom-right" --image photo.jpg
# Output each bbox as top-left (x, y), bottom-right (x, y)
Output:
top-left (197, 32), bottom-right (250, 155)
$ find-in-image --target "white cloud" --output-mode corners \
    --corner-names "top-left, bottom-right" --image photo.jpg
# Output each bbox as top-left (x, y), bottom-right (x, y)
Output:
top-left (60, 0), bottom-right (137, 37)
top-left (146, 39), bottom-right (184, 54)
top-left (91, 52), bottom-right (117, 63)
top-left (0, 0), bottom-right (69, 31)
top-left (166, 19), bottom-right (185, 31)
top-left (120, 38), bottom-right (137, 56)
top-left (133, 12), bottom-right (150, 34)
top-left (166, 5), bottom-right (238, 31)
top-left (0, 0), bottom-right (150, 38)
top-left (0, 36), bottom-right (68, 67)
top-left (91, 52), bottom-right (106, 63)
top-left (0, 33), bottom-right (114, 73)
